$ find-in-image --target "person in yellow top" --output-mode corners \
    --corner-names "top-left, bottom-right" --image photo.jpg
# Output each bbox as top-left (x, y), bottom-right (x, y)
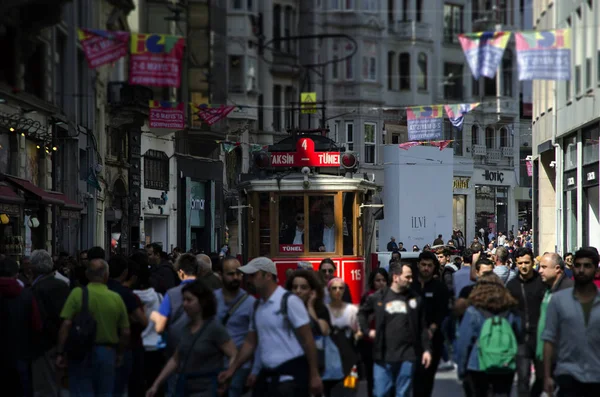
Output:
top-left (55, 258), bottom-right (130, 396)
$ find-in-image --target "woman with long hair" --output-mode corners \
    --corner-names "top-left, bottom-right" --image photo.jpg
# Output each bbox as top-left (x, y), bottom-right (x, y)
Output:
top-left (146, 280), bottom-right (237, 397)
top-left (285, 269), bottom-right (331, 337)
top-left (358, 268), bottom-right (389, 397)
top-left (455, 272), bottom-right (522, 396)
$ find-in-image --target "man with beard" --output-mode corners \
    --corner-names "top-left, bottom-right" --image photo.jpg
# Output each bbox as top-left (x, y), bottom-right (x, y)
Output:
top-left (215, 257), bottom-right (256, 397)
top-left (542, 248), bottom-right (600, 396)
top-left (358, 261), bottom-right (431, 397)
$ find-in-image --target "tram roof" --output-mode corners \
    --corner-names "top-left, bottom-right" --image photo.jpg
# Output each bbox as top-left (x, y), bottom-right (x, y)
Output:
top-left (238, 173), bottom-right (378, 193)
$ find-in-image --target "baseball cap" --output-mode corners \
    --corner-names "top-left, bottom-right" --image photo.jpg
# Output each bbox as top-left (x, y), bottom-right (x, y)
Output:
top-left (297, 261), bottom-right (313, 270)
top-left (239, 257), bottom-right (278, 276)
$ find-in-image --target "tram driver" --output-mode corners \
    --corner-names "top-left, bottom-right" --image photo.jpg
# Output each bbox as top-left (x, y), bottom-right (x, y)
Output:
top-left (281, 210), bottom-right (306, 245)
top-left (311, 204), bottom-right (336, 252)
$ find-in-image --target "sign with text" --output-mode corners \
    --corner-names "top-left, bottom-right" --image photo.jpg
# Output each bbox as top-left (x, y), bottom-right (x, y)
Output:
top-left (78, 29), bottom-right (129, 69)
top-left (301, 92), bottom-right (317, 114)
top-left (406, 106), bottom-right (443, 141)
top-left (279, 244), bottom-right (304, 253)
top-left (453, 177), bottom-right (470, 190)
top-left (149, 101), bottom-right (185, 129)
top-left (269, 138), bottom-right (341, 167)
top-left (459, 31), bottom-right (510, 79)
top-left (515, 30), bottom-right (571, 81)
top-left (130, 34), bottom-right (185, 87)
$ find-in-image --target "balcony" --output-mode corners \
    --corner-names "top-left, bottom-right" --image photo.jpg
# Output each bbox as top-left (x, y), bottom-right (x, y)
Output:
top-left (480, 96), bottom-right (519, 120)
top-left (332, 83), bottom-right (384, 103)
top-left (326, 12), bottom-right (384, 30)
top-left (269, 51), bottom-right (301, 77)
top-left (501, 146), bottom-right (514, 157)
top-left (487, 149), bottom-right (502, 163)
top-left (472, 144), bottom-right (487, 156)
top-left (389, 21), bottom-right (433, 42)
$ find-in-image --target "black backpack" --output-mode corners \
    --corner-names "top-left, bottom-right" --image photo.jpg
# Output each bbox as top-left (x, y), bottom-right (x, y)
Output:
top-left (65, 287), bottom-right (97, 361)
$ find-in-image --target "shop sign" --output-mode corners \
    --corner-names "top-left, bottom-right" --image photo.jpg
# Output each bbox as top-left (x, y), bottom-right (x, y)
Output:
top-left (149, 197), bottom-right (166, 206)
top-left (270, 138), bottom-right (340, 167)
top-left (453, 177), bottom-right (470, 190)
top-left (189, 181), bottom-right (206, 228)
top-left (0, 203), bottom-right (20, 215)
top-left (482, 170), bottom-right (504, 183)
top-left (279, 244), bottom-right (303, 253)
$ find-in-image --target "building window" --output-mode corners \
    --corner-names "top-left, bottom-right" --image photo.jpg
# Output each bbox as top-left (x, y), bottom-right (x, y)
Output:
top-left (332, 56), bottom-right (339, 79)
top-left (564, 134), bottom-right (577, 170)
top-left (583, 123), bottom-right (599, 165)
top-left (387, 51), bottom-right (395, 90)
top-left (331, 0), bottom-right (340, 10)
top-left (399, 53), bottom-right (410, 90)
top-left (273, 85), bottom-right (282, 131)
top-left (345, 122), bottom-right (354, 151)
top-left (273, 5), bottom-right (281, 51)
top-left (362, 42), bottom-right (377, 82)
top-left (387, 0), bottom-right (395, 25)
top-left (484, 76), bottom-right (496, 96)
top-left (364, 123), bottom-right (376, 164)
top-left (228, 55), bottom-right (243, 93)
top-left (284, 6), bottom-right (292, 53)
top-left (472, 76), bottom-right (480, 97)
top-left (247, 56), bottom-right (257, 91)
top-left (485, 126), bottom-right (495, 149)
top-left (110, 128), bottom-right (127, 159)
top-left (144, 150), bottom-right (169, 191)
top-left (416, 0), bottom-right (423, 21)
top-left (344, 0), bottom-right (354, 10)
top-left (78, 51), bottom-right (89, 126)
top-left (24, 42), bottom-right (45, 99)
top-left (500, 127), bottom-right (510, 147)
top-left (443, 63), bottom-right (463, 100)
top-left (363, 0), bottom-right (377, 11)
top-left (586, 58), bottom-right (592, 89)
top-left (471, 125), bottom-right (479, 145)
top-left (417, 53), bottom-right (428, 91)
top-left (575, 65), bottom-right (581, 94)
top-left (502, 51), bottom-right (512, 96)
top-left (443, 3), bottom-right (463, 43)
top-left (247, 0), bottom-right (253, 10)
top-left (345, 43), bottom-right (354, 80)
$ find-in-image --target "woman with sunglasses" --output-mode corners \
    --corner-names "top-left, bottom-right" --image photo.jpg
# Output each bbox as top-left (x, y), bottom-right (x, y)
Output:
top-left (326, 277), bottom-right (360, 396)
top-left (320, 259), bottom-right (352, 304)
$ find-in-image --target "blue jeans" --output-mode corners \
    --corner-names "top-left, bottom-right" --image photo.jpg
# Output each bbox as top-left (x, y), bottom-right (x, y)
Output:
top-left (229, 368), bottom-right (250, 397)
top-left (373, 361), bottom-right (414, 397)
top-left (113, 350), bottom-right (133, 396)
top-left (69, 346), bottom-right (117, 397)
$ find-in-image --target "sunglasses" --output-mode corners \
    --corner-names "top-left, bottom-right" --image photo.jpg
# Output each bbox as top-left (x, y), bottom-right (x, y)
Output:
top-left (321, 268), bottom-right (335, 274)
top-left (330, 286), bottom-right (344, 291)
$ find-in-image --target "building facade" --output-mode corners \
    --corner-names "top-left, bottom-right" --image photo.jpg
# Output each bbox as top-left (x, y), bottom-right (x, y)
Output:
top-left (531, 0), bottom-right (600, 255)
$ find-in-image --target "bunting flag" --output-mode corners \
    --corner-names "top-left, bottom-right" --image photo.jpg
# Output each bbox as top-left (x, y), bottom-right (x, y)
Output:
top-left (515, 29), bottom-right (571, 80)
top-left (526, 160), bottom-right (533, 176)
top-left (196, 105), bottom-right (236, 126)
top-left (444, 103), bottom-right (480, 130)
top-left (429, 140), bottom-right (452, 151)
top-left (399, 141), bottom-right (421, 150)
top-left (129, 34), bottom-right (185, 87)
top-left (406, 105), bottom-right (444, 141)
top-left (78, 29), bottom-right (129, 69)
top-left (149, 101), bottom-right (185, 129)
top-left (399, 140), bottom-right (453, 151)
top-left (459, 32), bottom-right (511, 79)
top-left (222, 143), bottom-right (236, 153)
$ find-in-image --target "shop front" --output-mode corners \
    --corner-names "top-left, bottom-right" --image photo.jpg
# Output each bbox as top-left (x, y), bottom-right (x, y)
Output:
top-left (0, 182), bottom-right (24, 262)
top-left (452, 176), bottom-right (473, 240)
top-left (472, 167), bottom-right (517, 241)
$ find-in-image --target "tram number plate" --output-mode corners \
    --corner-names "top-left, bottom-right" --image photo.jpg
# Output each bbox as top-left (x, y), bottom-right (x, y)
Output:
top-left (279, 244), bottom-right (304, 253)
top-left (350, 269), bottom-right (362, 281)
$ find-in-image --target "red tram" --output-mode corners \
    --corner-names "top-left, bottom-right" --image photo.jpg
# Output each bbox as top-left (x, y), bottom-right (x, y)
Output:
top-left (236, 131), bottom-right (383, 303)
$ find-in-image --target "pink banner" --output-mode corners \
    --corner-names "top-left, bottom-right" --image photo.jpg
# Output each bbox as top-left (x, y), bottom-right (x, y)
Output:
top-left (526, 160), bottom-right (533, 176)
top-left (78, 29), bottom-right (129, 69)
top-left (130, 34), bottom-right (185, 87)
top-left (196, 105), bottom-right (236, 126)
top-left (149, 101), bottom-right (185, 129)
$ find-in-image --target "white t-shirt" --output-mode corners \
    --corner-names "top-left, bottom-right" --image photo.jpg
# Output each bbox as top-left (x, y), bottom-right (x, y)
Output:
top-left (250, 286), bottom-right (310, 369)
top-left (327, 303), bottom-right (358, 338)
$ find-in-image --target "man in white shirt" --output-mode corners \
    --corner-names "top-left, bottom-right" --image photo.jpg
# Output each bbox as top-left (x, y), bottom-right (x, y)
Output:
top-left (218, 257), bottom-right (323, 397)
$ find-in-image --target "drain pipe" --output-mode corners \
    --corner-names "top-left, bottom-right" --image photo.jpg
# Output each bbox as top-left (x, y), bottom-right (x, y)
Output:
top-left (551, 87), bottom-right (562, 254)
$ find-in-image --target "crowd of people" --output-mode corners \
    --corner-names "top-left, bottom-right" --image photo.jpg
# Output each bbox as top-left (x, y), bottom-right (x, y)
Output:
top-left (2, 236), bottom-right (599, 397)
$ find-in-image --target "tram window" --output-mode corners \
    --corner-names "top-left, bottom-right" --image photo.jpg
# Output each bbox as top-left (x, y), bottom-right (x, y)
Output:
top-left (309, 196), bottom-right (336, 253)
top-left (258, 193), bottom-right (270, 256)
top-left (343, 192), bottom-right (355, 255)
top-left (278, 196), bottom-right (306, 254)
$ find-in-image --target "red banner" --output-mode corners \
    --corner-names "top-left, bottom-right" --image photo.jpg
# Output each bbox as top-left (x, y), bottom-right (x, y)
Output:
top-left (270, 138), bottom-right (341, 167)
top-left (526, 160), bottom-right (533, 176)
top-left (129, 34), bottom-right (185, 87)
top-left (78, 29), bottom-right (129, 69)
top-left (279, 244), bottom-right (304, 253)
top-left (196, 105), bottom-right (236, 126)
top-left (149, 101), bottom-right (185, 130)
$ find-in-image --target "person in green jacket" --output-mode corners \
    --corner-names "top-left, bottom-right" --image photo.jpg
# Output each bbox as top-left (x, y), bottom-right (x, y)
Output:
top-left (536, 253), bottom-right (574, 361)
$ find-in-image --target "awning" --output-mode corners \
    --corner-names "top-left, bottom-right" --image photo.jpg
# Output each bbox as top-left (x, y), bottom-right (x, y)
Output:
top-left (46, 191), bottom-right (84, 211)
top-left (0, 183), bottom-right (23, 203)
top-left (5, 176), bottom-right (65, 206)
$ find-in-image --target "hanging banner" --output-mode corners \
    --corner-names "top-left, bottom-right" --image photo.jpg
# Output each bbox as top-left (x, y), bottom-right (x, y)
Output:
top-left (526, 160), bottom-right (533, 177)
top-left (444, 103), bottom-right (480, 130)
top-left (399, 141), bottom-right (421, 150)
top-left (429, 140), bottom-right (452, 151)
top-left (149, 101), bottom-right (185, 129)
top-left (130, 34), bottom-right (185, 87)
top-left (459, 32), bottom-right (511, 79)
top-left (515, 29), bottom-right (571, 81)
top-left (78, 29), bottom-right (129, 69)
top-left (196, 105), bottom-right (236, 126)
top-left (406, 106), bottom-right (443, 141)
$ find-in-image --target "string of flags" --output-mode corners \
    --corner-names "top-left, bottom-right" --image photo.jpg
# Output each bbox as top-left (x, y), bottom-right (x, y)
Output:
top-left (216, 140), bottom-right (268, 154)
top-left (399, 140), bottom-right (454, 151)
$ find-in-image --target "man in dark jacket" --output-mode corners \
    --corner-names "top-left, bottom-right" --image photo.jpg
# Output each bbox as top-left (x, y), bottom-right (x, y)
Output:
top-left (506, 247), bottom-right (547, 397)
top-left (147, 243), bottom-right (179, 294)
top-left (358, 261), bottom-right (431, 397)
top-left (412, 251), bottom-right (450, 397)
top-left (27, 249), bottom-right (71, 396)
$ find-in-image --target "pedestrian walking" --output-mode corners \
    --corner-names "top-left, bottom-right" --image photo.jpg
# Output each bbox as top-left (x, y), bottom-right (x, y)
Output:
top-left (358, 262), bottom-right (432, 397)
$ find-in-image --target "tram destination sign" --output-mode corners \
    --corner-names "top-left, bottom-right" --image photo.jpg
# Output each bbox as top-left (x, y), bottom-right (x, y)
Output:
top-left (270, 137), bottom-right (340, 167)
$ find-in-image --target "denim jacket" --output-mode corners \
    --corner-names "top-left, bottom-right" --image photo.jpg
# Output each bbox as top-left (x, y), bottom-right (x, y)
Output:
top-left (455, 306), bottom-right (522, 379)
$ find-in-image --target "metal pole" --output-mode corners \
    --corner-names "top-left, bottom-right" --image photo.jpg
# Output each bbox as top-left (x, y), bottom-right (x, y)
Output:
top-left (321, 65), bottom-right (326, 128)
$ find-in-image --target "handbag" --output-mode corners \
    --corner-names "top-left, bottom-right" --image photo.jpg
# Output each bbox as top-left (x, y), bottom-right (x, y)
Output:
top-left (329, 326), bottom-right (359, 378)
top-left (321, 335), bottom-right (344, 381)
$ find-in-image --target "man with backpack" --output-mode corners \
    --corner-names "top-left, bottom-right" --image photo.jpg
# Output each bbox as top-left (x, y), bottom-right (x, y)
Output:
top-left (56, 258), bottom-right (130, 396)
top-left (218, 257), bottom-right (323, 397)
top-left (27, 249), bottom-right (70, 397)
top-left (357, 261), bottom-right (432, 397)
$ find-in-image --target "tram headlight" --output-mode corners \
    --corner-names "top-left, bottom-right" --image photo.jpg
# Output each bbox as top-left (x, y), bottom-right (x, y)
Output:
top-left (254, 151), bottom-right (270, 169)
top-left (341, 152), bottom-right (358, 170)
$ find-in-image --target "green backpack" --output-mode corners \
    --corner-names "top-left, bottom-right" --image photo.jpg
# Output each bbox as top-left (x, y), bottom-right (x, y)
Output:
top-left (477, 311), bottom-right (518, 373)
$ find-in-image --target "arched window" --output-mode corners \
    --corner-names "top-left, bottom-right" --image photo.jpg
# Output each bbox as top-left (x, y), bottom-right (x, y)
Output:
top-left (399, 52), bottom-right (410, 90)
top-left (485, 126), bottom-right (495, 149)
top-left (417, 53), bottom-right (427, 90)
top-left (387, 51), bottom-right (395, 90)
top-left (502, 50), bottom-right (512, 96)
top-left (500, 127), bottom-right (510, 147)
top-left (471, 125), bottom-right (479, 145)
